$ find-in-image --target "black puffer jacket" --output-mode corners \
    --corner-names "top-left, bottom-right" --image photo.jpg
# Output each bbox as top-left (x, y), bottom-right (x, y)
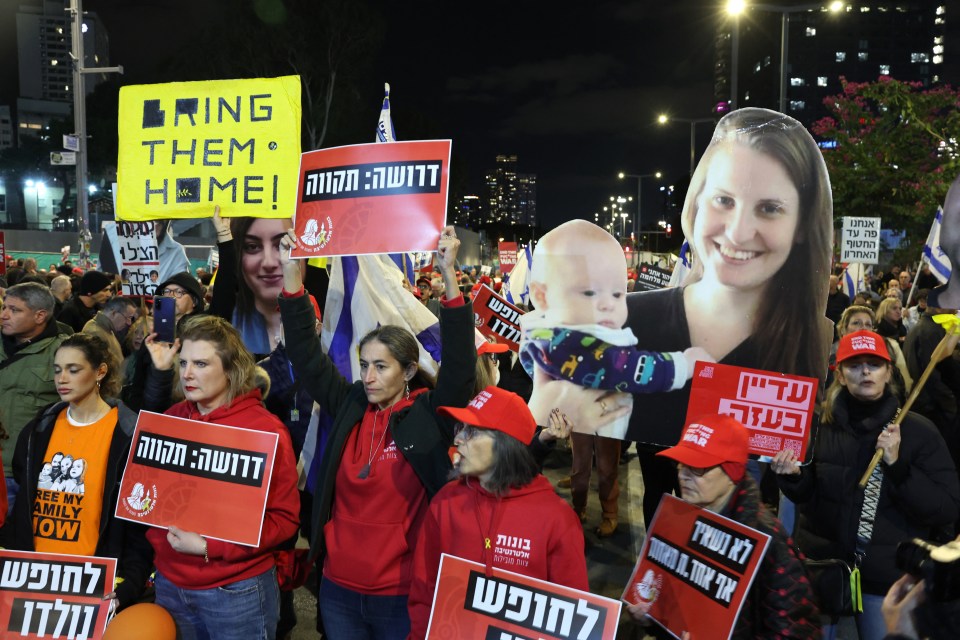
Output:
top-left (0, 399), bottom-right (154, 608)
top-left (778, 390), bottom-right (960, 595)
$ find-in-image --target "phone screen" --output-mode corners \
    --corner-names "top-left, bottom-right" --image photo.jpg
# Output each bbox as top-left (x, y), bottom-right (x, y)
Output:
top-left (154, 296), bottom-right (176, 343)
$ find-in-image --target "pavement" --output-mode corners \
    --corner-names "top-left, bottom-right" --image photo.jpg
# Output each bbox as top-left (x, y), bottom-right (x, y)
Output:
top-left (287, 440), bottom-right (654, 639)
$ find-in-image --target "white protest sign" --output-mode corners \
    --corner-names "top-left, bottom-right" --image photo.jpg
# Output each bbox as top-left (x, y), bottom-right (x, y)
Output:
top-left (841, 216), bottom-right (881, 264)
top-left (112, 221), bottom-right (160, 296)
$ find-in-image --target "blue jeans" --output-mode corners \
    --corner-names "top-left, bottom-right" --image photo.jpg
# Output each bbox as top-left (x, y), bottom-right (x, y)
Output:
top-left (155, 567), bottom-right (279, 640)
top-left (319, 576), bottom-right (410, 640)
top-left (821, 592), bottom-right (885, 640)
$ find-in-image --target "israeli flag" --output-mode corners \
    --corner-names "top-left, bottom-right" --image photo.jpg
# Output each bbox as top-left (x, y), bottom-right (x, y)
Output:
top-left (375, 83), bottom-right (396, 143)
top-left (923, 206), bottom-right (952, 284)
top-left (321, 254), bottom-right (442, 383)
top-left (668, 240), bottom-right (692, 288)
top-left (841, 263), bottom-right (866, 299)
top-left (504, 243), bottom-right (533, 306)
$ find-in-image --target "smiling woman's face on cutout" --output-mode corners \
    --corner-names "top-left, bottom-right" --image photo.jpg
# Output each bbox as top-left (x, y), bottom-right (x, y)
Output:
top-left (693, 142), bottom-right (801, 294)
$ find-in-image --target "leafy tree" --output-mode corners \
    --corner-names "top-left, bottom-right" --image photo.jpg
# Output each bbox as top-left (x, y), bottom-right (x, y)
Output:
top-left (811, 76), bottom-right (960, 259)
top-left (166, 0), bottom-right (385, 151)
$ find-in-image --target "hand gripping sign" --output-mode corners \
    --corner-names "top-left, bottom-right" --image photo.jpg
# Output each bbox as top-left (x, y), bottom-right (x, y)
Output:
top-left (114, 412), bottom-right (278, 547)
top-left (0, 550), bottom-right (116, 640)
top-left (117, 76), bottom-right (302, 220)
top-left (428, 555), bottom-right (621, 640)
top-left (292, 140), bottom-right (451, 257)
top-left (623, 495), bottom-right (770, 640)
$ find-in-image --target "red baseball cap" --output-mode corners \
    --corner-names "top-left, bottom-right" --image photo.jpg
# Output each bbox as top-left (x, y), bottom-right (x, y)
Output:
top-left (836, 330), bottom-right (890, 364)
top-left (474, 330), bottom-right (509, 355)
top-left (657, 414), bottom-right (749, 481)
top-left (438, 386), bottom-right (536, 445)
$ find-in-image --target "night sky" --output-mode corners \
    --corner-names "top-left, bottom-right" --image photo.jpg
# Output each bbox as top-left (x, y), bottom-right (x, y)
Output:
top-left (1, 0), bottom-right (721, 230)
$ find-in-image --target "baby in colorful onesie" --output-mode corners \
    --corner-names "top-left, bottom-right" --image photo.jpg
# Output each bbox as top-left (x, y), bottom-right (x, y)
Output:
top-left (520, 219), bottom-right (710, 438)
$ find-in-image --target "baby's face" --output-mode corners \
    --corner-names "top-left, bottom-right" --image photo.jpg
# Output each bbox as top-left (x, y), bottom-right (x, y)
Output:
top-left (539, 252), bottom-right (628, 329)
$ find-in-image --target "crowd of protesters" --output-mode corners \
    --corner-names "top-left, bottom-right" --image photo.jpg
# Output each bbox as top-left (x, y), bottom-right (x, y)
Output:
top-left (3, 209), bottom-right (960, 640)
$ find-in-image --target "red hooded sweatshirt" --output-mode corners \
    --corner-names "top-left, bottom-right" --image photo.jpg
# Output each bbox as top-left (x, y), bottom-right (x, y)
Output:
top-left (147, 389), bottom-right (300, 589)
top-left (407, 475), bottom-right (589, 639)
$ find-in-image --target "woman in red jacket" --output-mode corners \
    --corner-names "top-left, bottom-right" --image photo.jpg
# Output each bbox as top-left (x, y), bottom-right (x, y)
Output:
top-left (407, 386), bottom-right (589, 639)
top-left (146, 315), bottom-right (300, 640)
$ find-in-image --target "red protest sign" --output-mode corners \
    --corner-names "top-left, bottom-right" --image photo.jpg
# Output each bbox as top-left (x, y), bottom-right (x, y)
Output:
top-left (623, 495), bottom-right (770, 640)
top-left (291, 140), bottom-right (451, 257)
top-left (685, 362), bottom-right (817, 460)
top-left (471, 284), bottom-right (524, 351)
top-left (114, 411), bottom-right (278, 547)
top-left (0, 549), bottom-right (116, 640)
top-left (427, 554), bottom-right (620, 640)
top-left (498, 242), bottom-right (518, 274)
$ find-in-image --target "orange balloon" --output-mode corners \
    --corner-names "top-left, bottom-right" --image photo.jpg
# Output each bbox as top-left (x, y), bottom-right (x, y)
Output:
top-left (103, 603), bottom-right (176, 640)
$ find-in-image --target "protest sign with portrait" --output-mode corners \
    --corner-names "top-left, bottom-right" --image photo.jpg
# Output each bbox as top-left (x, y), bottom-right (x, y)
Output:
top-left (114, 412), bottom-right (278, 547)
top-left (291, 140), bottom-right (451, 257)
top-left (623, 495), bottom-right (770, 640)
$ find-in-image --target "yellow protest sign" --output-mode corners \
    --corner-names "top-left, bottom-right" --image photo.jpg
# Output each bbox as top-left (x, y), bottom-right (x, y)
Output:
top-left (117, 76), bottom-right (301, 220)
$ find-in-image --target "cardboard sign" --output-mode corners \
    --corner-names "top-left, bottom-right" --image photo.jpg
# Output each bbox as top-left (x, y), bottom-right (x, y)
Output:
top-left (427, 554), bottom-right (621, 640)
top-left (635, 263), bottom-right (671, 292)
top-left (116, 76), bottom-right (302, 220)
top-left (840, 216), bottom-right (881, 264)
top-left (115, 411), bottom-right (279, 547)
top-left (111, 221), bottom-right (160, 297)
top-left (685, 362), bottom-right (817, 460)
top-left (471, 284), bottom-right (524, 351)
top-left (498, 242), bottom-right (518, 274)
top-left (623, 495), bottom-right (770, 640)
top-left (0, 549), bottom-right (116, 640)
top-left (291, 140), bottom-right (451, 257)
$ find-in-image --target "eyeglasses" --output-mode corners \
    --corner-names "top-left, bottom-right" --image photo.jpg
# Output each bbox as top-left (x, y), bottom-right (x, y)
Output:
top-left (160, 288), bottom-right (188, 299)
top-left (846, 319), bottom-right (874, 330)
top-left (676, 463), bottom-right (715, 477)
top-left (454, 424), bottom-right (488, 442)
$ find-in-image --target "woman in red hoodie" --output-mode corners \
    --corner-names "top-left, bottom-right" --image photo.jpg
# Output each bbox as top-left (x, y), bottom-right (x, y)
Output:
top-left (407, 386), bottom-right (589, 639)
top-left (146, 315), bottom-right (300, 639)
top-left (277, 226), bottom-right (475, 639)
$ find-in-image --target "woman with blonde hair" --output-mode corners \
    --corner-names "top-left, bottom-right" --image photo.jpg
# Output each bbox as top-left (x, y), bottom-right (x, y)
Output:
top-left (144, 315), bottom-right (299, 639)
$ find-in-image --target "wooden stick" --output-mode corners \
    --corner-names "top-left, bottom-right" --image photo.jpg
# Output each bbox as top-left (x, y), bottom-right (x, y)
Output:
top-left (858, 331), bottom-right (958, 488)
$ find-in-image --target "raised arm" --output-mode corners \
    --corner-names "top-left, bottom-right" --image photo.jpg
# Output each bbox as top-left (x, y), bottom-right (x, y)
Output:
top-left (276, 230), bottom-right (354, 413)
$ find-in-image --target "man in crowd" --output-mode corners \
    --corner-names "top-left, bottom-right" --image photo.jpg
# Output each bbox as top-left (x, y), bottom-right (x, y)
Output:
top-left (416, 276), bottom-right (441, 318)
top-left (49, 274), bottom-right (72, 318)
top-left (57, 270), bottom-right (113, 333)
top-left (82, 296), bottom-right (138, 365)
top-left (0, 282), bottom-right (67, 508)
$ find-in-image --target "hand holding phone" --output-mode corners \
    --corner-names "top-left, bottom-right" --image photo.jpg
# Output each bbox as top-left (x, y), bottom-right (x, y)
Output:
top-left (154, 296), bottom-right (176, 343)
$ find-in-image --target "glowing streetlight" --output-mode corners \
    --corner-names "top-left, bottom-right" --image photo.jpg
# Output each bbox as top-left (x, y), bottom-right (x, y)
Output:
top-left (657, 114), bottom-right (714, 175)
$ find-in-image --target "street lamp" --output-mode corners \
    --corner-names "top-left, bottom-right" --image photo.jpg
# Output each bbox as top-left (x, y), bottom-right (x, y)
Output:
top-left (726, 1), bottom-right (845, 113)
top-left (657, 115), bottom-right (714, 175)
top-left (619, 171), bottom-right (661, 244)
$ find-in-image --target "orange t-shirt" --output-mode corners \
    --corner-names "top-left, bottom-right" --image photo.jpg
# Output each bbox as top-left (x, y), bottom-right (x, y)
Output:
top-left (33, 407), bottom-right (117, 555)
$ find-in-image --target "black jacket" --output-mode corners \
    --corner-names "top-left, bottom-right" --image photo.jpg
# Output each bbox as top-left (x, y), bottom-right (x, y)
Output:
top-left (0, 399), bottom-right (154, 608)
top-left (278, 293), bottom-right (475, 561)
top-left (778, 390), bottom-right (960, 595)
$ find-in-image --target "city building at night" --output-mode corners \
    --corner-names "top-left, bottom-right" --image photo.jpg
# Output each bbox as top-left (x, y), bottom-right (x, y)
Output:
top-left (484, 154), bottom-right (537, 227)
top-left (714, 1), bottom-right (953, 125)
